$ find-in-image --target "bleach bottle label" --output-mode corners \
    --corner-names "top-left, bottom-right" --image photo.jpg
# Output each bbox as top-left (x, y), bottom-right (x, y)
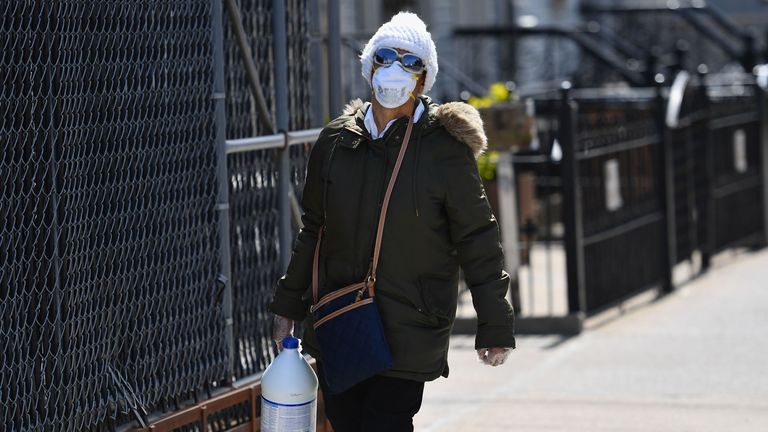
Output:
top-left (261, 397), bottom-right (317, 432)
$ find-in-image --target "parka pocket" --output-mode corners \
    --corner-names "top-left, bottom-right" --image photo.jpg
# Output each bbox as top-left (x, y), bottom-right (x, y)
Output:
top-left (417, 275), bottom-right (459, 324)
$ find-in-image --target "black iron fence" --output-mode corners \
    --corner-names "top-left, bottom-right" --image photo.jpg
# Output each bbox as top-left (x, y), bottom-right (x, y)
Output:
top-left (511, 73), bottom-right (767, 317)
top-left (704, 81), bottom-right (765, 252)
top-left (559, 87), bottom-right (671, 313)
top-left (667, 72), bottom-right (767, 267)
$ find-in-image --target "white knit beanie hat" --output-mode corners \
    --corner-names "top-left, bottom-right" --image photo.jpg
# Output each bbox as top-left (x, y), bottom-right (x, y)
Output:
top-left (360, 11), bottom-right (438, 94)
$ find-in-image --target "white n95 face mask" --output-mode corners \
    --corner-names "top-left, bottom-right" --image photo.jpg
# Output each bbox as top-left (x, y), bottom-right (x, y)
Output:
top-left (371, 62), bottom-right (419, 108)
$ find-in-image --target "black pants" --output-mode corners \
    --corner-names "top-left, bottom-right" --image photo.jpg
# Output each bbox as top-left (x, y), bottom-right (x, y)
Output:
top-left (317, 363), bottom-right (425, 432)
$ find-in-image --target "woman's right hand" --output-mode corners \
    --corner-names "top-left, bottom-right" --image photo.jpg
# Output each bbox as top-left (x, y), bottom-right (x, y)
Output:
top-left (272, 314), bottom-right (294, 351)
top-left (476, 347), bottom-right (511, 367)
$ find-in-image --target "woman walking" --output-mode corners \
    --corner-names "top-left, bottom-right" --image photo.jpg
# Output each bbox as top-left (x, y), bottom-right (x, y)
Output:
top-left (269, 11), bottom-right (515, 432)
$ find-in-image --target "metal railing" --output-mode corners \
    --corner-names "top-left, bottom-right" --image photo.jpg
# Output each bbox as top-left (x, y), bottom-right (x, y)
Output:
top-left (225, 128), bottom-right (323, 233)
top-left (226, 128), bottom-right (324, 153)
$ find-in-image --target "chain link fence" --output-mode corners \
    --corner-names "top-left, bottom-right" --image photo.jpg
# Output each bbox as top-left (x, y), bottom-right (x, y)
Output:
top-left (2, 0), bottom-right (312, 430)
top-left (224, 0), bottom-right (311, 379)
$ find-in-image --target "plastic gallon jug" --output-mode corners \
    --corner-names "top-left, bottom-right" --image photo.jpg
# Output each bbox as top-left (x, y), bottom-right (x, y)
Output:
top-left (261, 337), bottom-right (319, 432)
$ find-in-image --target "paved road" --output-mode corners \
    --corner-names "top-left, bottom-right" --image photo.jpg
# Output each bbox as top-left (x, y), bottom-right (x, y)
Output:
top-left (415, 249), bottom-right (768, 431)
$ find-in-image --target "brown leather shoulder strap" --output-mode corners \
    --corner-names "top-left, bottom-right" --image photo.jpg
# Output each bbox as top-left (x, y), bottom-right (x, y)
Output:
top-left (369, 116), bottom-right (414, 284)
top-left (311, 115), bottom-right (415, 304)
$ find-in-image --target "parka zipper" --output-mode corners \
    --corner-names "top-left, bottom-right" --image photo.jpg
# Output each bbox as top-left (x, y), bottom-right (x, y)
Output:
top-left (412, 123), bottom-right (425, 217)
top-left (361, 120), bottom-right (405, 273)
top-left (353, 142), bottom-right (371, 277)
top-left (341, 117), bottom-right (414, 279)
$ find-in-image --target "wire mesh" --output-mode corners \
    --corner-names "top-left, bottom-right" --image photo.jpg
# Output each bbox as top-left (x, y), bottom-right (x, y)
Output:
top-left (224, 0), bottom-right (312, 380)
top-left (1, 1), bottom-right (229, 430)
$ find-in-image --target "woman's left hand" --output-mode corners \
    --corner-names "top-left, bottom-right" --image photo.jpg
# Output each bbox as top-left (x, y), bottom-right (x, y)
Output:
top-left (476, 347), bottom-right (511, 367)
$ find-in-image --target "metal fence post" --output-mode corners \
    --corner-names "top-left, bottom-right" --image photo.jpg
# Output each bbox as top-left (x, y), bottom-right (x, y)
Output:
top-left (496, 153), bottom-right (521, 313)
top-left (309, 0), bottom-right (325, 127)
top-left (742, 34), bottom-right (756, 73)
top-left (212, 0), bottom-right (235, 380)
top-left (559, 82), bottom-right (587, 314)
top-left (328, 0), bottom-right (342, 117)
top-left (699, 68), bottom-right (715, 270)
top-left (756, 75), bottom-right (768, 247)
top-left (655, 80), bottom-right (675, 293)
top-left (273, 0), bottom-right (292, 271)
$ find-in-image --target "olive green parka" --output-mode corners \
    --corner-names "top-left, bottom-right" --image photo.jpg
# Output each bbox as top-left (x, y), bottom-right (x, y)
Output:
top-left (269, 95), bottom-right (515, 382)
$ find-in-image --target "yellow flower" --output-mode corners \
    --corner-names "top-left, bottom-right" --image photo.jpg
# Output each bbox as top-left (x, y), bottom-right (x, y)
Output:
top-left (476, 150), bottom-right (500, 181)
top-left (489, 82), bottom-right (509, 102)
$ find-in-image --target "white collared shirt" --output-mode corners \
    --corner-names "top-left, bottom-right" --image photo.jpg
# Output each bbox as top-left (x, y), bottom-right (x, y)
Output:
top-left (363, 100), bottom-right (425, 140)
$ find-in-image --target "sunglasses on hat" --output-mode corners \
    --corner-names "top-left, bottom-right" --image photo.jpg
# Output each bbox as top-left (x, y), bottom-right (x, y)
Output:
top-left (373, 47), bottom-right (426, 74)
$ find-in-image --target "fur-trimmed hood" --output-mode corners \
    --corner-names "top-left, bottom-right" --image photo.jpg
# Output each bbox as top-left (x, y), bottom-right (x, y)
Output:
top-left (342, 98), bottom-right (366, 116)
top-left (342, 97), bottom-right (488, 158)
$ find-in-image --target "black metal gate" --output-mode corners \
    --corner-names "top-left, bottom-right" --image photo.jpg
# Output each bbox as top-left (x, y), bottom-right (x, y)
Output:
top-left (524, 75), bottom-right (768, 317)
top-left (556, 86), bottom-right (672, 314)
top-left (666, 72), bottom-right (711, 265)
top-left (667, 71), bottom-right (767, 269)
top-left (707, 80), bottom-right (766, 252)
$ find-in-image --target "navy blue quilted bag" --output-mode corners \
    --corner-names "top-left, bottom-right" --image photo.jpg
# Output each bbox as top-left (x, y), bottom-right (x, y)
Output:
top-left (311, 278), bottom-right (392, 394)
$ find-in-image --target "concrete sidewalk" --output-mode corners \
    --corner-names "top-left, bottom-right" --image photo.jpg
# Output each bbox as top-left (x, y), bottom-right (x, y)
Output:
top-left (414, 249), bottom-right (768, 432)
